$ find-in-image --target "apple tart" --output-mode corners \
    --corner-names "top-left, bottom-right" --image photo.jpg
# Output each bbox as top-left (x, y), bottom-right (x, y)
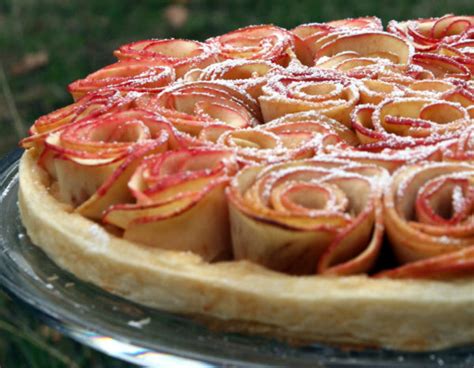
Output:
top-left (18, 14), bottom-right (474, 351)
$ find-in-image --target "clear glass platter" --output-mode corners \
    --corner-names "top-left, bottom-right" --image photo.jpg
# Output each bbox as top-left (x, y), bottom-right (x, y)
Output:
top-left (0, 149), bottom-right (473, 368)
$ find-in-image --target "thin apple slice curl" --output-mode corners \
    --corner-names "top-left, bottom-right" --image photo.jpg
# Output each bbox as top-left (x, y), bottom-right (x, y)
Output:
top-left (114, 39), bottom-right (218, 78)
top-left (39, 109), bottom-right (185, 218)
top-left (314, 32), bottom-right (414, 66)
top-left (103, 149), bottom-right (238, 261)
top-left (384, 163), bottom-right (474, 267)
top-left (135, 80), bottom-right (261, 136)
top-left (227, 158), bottom-right (388, 275)
top-left (352, 97), bottom-right (471, 152)
top-left (444, 125), bottom-right (474, 162)
top-left (213, 111), bottom-right (359, 165)
top-left (20, 89), bottom-right (128, 152)
top-left (184, 59), bottom-right (287, 99)
top-left (76, 143), bottom-right (165, 220)
top-left (259, 71), bottom-right (359, 126)
top-left (68, 59), bottom-right (175, 101)
top-left (292, 17), bottom-right (383, 57)
top-left (376, 246), bottom-right (474, 279)
top-left (207, 24), bottom-right (313, 67)
top-left (387, 15), bottom-right (474, 52)
top-left (412, 53), bottom-right (471, 80)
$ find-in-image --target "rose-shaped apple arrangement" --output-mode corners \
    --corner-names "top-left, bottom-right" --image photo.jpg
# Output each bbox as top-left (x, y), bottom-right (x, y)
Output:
top-left (20, 15), bottom-right (474, 281)
top-left (135, 80), bottom-right (261, 136)
top-left (103, 148), bottom-right (238, 261)
top-left (68, 59), bottom-right (176, 101)
top-left (352, 95), bottom-right (472, 151)
top-left (37, 109), bottom-right (194, 219)
top-left (259, 71), bottom-right (359, 125)
top-left (227, 159), bottom-right (388, 275)
top-left (114, 39), bottom-right (218, 77)
top-left (380, 162), bottom-right (474, 279)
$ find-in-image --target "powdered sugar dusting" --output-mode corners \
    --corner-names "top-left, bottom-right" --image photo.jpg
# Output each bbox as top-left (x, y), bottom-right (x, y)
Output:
top-left (88, 224), bottom-right (110, 250)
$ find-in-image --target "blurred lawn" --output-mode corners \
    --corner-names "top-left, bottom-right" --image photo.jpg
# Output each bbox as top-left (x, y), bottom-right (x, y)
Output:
top-left (0, 0), bottom-right (473, 366)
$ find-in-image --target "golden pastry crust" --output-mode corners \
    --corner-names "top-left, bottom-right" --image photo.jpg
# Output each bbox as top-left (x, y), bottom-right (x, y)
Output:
top-left (19, 150), bottom-right (474, 351)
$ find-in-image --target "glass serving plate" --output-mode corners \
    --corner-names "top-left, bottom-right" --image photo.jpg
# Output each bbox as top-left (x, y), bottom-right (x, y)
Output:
top-left (0, 149), bottom-right (473, 368)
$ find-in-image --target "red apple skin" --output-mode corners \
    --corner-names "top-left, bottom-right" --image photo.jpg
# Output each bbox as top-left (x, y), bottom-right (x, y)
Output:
top-left (375, 246), bottom-right (474, 279)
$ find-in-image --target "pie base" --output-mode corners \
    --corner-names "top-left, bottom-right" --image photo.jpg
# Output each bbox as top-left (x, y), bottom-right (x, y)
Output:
top-left (18, 150), bottom-right (474, 351)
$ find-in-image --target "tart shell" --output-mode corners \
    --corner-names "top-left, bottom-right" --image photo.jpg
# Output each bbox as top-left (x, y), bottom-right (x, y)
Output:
top-left (18, 150), bottom-right (474, 351)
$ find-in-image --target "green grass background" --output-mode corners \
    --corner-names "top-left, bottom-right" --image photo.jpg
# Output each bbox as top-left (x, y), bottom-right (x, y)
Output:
top-left (0, 0), bottom-right (472, 366)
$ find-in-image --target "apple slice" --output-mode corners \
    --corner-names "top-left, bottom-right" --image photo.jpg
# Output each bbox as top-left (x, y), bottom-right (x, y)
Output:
top-left (292, 17), bottom-right (383, 57)
top-left (431, 15), bottom-right (474, 39)
top-left (213, 111), bottom-right (359, 166)
top-left (68, 59), bottom-right (175, 101)
top-left (114, 38), bottom-right (218, 77)
top-left (185, 59), bottom-right (287, 99)
top-left (207, 24), bottom-right (313, 67)
top-left (314, 32), bottom-right (414, 65)
top-left (412, 53), bottom-right (471, 80)
top-left (443, 125), bottom-right (474, 165)
top-left (20, 89), bottom-right (127, 151)
top-left (376, 246), bottom-right (474, 279)
top-left (387, 15), bottom-right (474, 54)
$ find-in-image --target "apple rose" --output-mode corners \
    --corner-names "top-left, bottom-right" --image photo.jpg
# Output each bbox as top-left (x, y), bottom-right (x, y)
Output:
top-left (344, 62), bottom-right (434, 84)
top-left (103, 149), bottom-right (238, 261)
top-left (263, 110), bottom-right (359, 157)
top-left (135, 81), bottom-right (261, 136)
top-left (20, 89), bottom-right (129, 151)
top-left (263, 110), bottom-right (359, 148)
top-left (317, 57), bottom-right (397, 75)
top-left (432, 42), bottom-right (474, 75)
top-left (114, 39), bottom-right (218, 77)
top-left (447, 38), bottom-right (474, 72)
top-left (184, 59), bottom-right (287, 99)
top-left (411, 53), bottom-right (471, 80)
top-left (358, 78), bottom-right (464, 105)
top-left (259, 72), bottom-right (359, 126)
top-left (381, 162), bottom-right (474, 279)
top-left (323, 17), bottom-right (383, 30)
top-left (39, 109), bottom-right (188, 219)
top-left (441, 83), bottom-right (474, 117)
top-left (352, 97), bottom-right (471, 151)
top-left (292, 17), bottom-right (383, 57)
top-left (358, 79), bottom-right (406, 105)
top-left (212, 112), bottom-right (356, 165)
top-left (213, 127), bottom-right (289, 165)
top-left (207, 25), bottom-right (312, 66)
top-left (313, 31), bottom-right (414, 68)
top-left (387, 15), bottom-right (474, 52)
top-left (444, 125), bottom-right (474, 162)
top-left (68, 59), bottom-right (175, 101)
top-left (408, 79), bottom-right (462, 95)
top-left (227, 159), bottom-right (388, 275)
top-left (328, 143), bottom-right (447, 173)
